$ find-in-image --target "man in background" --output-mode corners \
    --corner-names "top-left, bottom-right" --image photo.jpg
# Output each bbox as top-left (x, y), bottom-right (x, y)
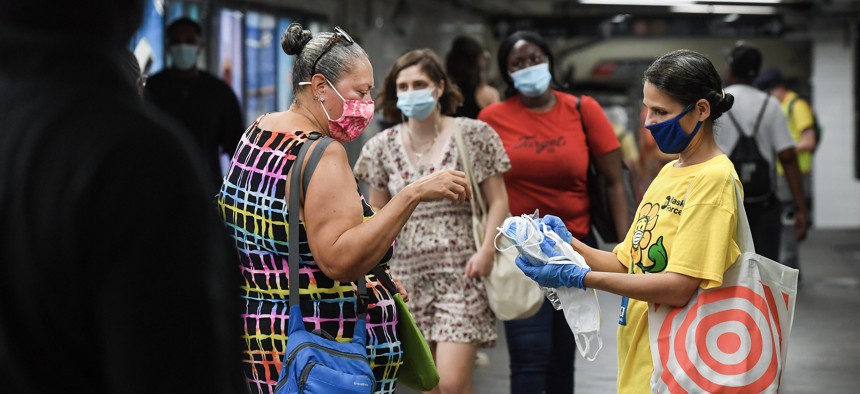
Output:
top-left (755, 67), bottom-right (817, 273)
top-left (716, 42), bottom-right (808, 262)
top-left (0, 0), bottom-right (242, 391)
top-left (145, 17), bottom-right (244, 192)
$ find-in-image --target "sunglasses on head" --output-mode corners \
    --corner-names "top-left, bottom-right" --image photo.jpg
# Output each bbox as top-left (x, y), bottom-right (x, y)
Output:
top-left (311, 26), bottom-right (354, 75)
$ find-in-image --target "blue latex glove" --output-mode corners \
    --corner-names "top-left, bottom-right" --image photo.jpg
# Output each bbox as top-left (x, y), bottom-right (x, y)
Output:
top-left (538, 235), bottom-right (563, 259)
top-left (539, 215), bottom-right (573, 244)
top-left (505, 218), bottom-right (564, 264)
top-left (515, 256), bottom-right (591, 289)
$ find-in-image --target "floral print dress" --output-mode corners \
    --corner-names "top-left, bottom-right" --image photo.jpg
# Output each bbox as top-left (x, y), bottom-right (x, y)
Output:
top-left (354, 117), bottom-right (510, 346)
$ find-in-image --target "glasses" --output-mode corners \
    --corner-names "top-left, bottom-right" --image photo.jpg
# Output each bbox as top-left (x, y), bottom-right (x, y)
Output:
top-left (311, 26), bottom-right (354, 75)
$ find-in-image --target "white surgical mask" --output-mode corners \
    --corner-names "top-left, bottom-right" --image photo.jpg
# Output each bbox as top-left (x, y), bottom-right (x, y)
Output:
top-left (544, 230), bottom-right (604, 362)
top-left (495, 213), bottom-right (604, 361)
top-left (396, 88), bottom-right (437, 120)
top-left (494, 214), bottom-right (546, 266)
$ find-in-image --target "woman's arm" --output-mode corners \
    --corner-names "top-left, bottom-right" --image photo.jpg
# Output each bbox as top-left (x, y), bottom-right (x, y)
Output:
top-left (368, 186), bottom-right (392, 213)
top-left (584, 270), bottom-right (701, 307)
top-left (796, 128), bottom-right (817, 153)
top-left (533, 216), bottom-right (699, 306)
top-left (540, 214), bottom-right (627, 273)
top-left (593, 148), bottom-right (629, 241)
top-left (569, 236), bottom-right (628, 274)
top-left (302, 141), bottom-right (470, 282)
top-left (465, 173), bottom-right (509, 278)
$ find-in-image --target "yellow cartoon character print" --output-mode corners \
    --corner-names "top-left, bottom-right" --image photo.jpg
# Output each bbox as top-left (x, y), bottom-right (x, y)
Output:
top-left (630, 202), bottom-right (668, 273)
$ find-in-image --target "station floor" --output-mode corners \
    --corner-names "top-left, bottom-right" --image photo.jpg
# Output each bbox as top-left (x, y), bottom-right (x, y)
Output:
top-left (397, 228), bottom-right (860, 394)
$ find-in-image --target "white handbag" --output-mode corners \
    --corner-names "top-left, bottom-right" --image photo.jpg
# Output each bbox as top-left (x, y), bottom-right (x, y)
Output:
top-left (452, 126), bottom-right (543, 321)
top-left (648, 180), bottom-right (798, 393)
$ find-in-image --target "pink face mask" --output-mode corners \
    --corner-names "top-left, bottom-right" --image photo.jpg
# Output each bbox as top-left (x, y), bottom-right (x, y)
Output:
top-left (315, 78), bottom-right (374, 142)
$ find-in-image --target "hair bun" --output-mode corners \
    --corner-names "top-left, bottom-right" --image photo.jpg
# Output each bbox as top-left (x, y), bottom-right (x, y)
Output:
top-left (281, 22), bottom-right (313, 55)
top-left (709, 90), bottom-right (735, 120)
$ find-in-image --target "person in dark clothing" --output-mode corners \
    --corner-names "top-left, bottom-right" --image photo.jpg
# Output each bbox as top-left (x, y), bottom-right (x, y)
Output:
top-left (145, 17), bottom-right (244, 191)
top-left (123, 48), bottom-right (144, 96)
top-left (445, 35), bottom-right (500, 119)
top-left (0, 1), bottom-right (243, 392)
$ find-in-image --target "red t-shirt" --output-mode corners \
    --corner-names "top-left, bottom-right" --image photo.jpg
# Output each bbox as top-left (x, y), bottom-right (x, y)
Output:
top-left (478, 90), bottom-right (619, 238)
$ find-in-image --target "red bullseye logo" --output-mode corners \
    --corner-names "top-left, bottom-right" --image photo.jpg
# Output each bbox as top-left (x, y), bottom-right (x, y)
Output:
top-left (654, 285), bottom-right (787, 393)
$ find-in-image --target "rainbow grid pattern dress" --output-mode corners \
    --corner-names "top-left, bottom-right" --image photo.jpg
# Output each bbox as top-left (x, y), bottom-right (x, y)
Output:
top-left (217, 123), bottom-right (402, 394)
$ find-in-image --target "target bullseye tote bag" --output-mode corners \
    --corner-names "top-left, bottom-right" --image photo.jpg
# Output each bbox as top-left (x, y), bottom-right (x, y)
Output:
top-left (648, 182), bottom-right (799, 393)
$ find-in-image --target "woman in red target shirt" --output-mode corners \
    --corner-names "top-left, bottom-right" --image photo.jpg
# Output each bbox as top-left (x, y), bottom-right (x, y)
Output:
top-left (478, 30), bottom-right (628, 394)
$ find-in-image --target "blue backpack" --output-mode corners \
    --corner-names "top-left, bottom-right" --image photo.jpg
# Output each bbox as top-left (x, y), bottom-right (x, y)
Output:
top-left (274, 134), bottom-right (376, 394)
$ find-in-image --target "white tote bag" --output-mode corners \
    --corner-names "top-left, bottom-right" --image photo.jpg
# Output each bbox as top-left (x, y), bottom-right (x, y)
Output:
top-left (648, 182), bottom-right (798, 393)
top-left (453, 127), bottom-right (543, 321)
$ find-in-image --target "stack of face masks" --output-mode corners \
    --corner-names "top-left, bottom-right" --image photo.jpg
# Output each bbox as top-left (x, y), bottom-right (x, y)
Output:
top-left (495, 213), bottom-right (604, 361)
top-left (494, 211), bottom-right (563, 310)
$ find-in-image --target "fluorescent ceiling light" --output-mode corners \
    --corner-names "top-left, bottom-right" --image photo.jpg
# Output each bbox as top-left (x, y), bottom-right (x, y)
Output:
top-left (671, 5), bottom-right (777, 14)
top-left (579, 0), bottom-right (781, 5)
top-left (699, 0), bottom-right (780, 3)
top-left (580, 0), bottom-right (690, 4)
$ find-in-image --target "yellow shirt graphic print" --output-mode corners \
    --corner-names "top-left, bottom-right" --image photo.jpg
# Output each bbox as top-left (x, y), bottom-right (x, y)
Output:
top-left (612, 154), bottom-right (742, 394)
top-left (630, 202), bottom-right (668, 274)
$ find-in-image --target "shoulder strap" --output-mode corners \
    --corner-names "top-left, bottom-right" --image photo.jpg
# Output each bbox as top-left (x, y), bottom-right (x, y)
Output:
top-left (288, 135), bottom-right (367, 319)
top-left (452, 120), bottom-right (487, 219)
top-left (787, 95), bottom-right (799, 117)
top-left (576, 95), bottom-right (588, 139)
top-left (302, 137), bottom-right (334, 194)
top-left (732, 177), bottom-right (756, 254)
top-left (726, 112), bottom-right (745, 136)
top-left (726, 94), bottom-right (770, 138)
top-left (751, 95), bottom-right (770, 136)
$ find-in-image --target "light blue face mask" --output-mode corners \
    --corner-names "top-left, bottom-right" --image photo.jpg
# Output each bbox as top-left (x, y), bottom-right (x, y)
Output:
top-left (510, 63), bottom-right (552, 97)
top-left (169, 44), bottom-right (199, 71)
top-left (396, 88), bottom-right (437, 120)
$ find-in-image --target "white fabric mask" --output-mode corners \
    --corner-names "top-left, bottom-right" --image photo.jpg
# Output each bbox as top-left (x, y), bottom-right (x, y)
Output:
top-left (544, 230), bottom-right (604, 362)
top-left (495, 213), bottom-right (604, 361)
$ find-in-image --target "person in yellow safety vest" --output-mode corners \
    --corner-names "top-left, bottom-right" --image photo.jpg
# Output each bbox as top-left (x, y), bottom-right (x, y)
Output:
top-left (755, 67), bottom-right (815, 277)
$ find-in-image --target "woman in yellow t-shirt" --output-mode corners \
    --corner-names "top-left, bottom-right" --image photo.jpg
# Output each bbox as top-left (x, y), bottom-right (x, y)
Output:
top-left (515, 49), bottom-right (742, 393)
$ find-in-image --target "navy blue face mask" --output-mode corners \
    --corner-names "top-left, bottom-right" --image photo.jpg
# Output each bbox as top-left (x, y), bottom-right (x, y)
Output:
top-left (645, 104), bottom-right (703, 154)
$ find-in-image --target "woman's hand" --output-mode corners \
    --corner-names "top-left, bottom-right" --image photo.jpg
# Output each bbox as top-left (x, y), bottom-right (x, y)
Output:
top-left (391, 277), bottom-right (409, 302)
top-left (406, 169), bottom-right (471, 204)
top-left (465, 249), bottom-right (494, 278)
top-left (538, 215), bottom-right (573, 243)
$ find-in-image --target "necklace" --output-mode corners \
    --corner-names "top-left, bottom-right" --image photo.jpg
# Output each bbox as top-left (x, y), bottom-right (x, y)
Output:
top-left (404, 118), bottom-right (442, 171)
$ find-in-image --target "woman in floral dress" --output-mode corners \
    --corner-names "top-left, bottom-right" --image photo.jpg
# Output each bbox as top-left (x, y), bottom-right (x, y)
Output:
top-left (354, 49), bottom-right (510, 394)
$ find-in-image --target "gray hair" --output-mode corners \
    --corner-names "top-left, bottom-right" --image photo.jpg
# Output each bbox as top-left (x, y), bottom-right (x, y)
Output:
top-left (281, 23), bottom-right (367, 95)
